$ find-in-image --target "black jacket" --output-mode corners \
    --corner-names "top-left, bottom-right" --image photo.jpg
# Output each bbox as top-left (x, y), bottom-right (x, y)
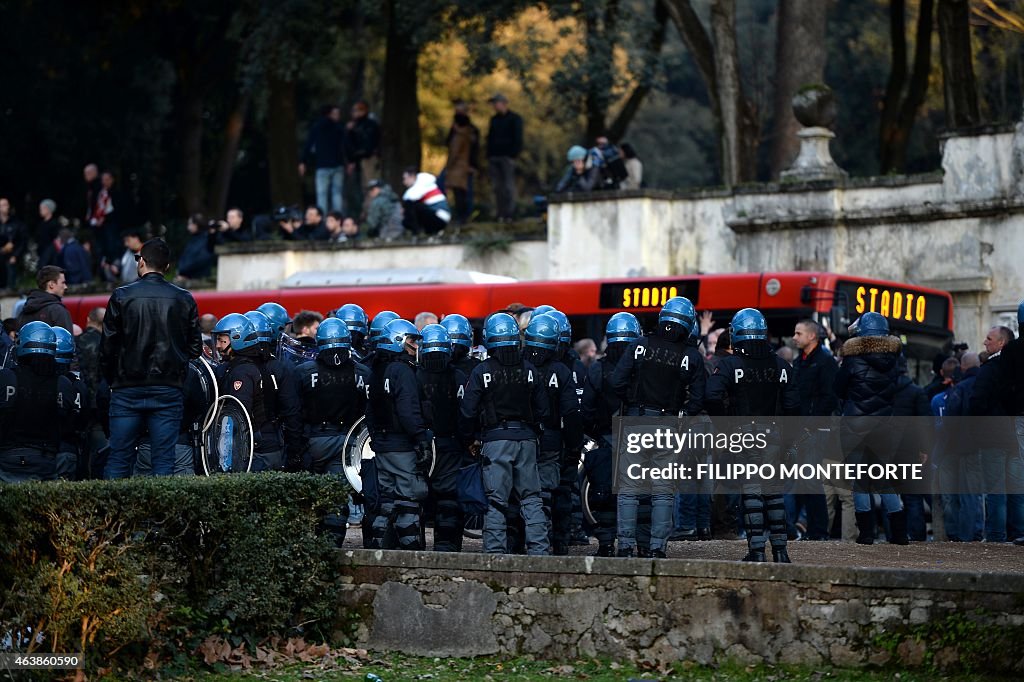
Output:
top-left (893, 373), bottom-right (933, 459)
top-left (834, 335), bottom-right (902, 417)
top-left (100, 272), bottom-right (202, 389)
top-left (345, 116), bottom-right (380, 162)
top-left (486, 110), bottom-right (523, 158)
top-left (968, 350), bottom-right (1013, 417)
top-left (1007, 338), bottom-right (1024, 416)
top-left (793, 344), bottom-right (839, 416)
top-left (302, 116), bottom-right (346, 169)
top-left (17, 290), bottom-right (73, 332)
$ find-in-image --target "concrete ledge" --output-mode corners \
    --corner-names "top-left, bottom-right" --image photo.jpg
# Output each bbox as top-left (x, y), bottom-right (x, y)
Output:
top-left (340, 549), bottom-right (1024, 593)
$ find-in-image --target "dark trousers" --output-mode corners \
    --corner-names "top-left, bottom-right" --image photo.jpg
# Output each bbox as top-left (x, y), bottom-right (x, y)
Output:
top-left (402, 201), bottom-right (447, 235)
top-left (0, 447), bottom-right (57, 483)
top-left (105, 386), bottom-right (184, 479)
top-left (488, 156), bottom-right (517, 219)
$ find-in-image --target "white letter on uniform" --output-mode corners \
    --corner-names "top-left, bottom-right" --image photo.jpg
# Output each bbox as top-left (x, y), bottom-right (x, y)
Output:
top-left (482, 373), bottom-right (492, 389)
top-left (734, 368), bottom-right (744, 383)
top-left (779, 368), bottom-right (788, 383)
top-left (311, 373), bottom-right (319, 388)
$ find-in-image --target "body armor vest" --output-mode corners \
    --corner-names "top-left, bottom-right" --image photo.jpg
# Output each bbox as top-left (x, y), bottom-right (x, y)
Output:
top-left (417, 368), bottom-right (460, 437)
top-left (478, 358), bottom-right (535, 428)
top-left (628, 335), bottom-right (692, 412)
top-left (3, 366), bottom-right (61, 451)
top-left (303, 360), bottom-right (361, 426)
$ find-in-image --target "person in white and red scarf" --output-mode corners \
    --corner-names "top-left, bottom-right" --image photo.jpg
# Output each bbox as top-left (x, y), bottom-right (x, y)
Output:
top-left (401, 168), bottom-right (451, 237)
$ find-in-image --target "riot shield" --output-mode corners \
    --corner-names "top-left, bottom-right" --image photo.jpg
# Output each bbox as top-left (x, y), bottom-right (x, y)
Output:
top-left (580, 438), bottom-right (597, 526)
top-left (195, 356), bottom-right (220, 433)
top-left (201, 395), bottom-right (254, 475)
top-left (277, 333), bottom-right (318, 368)
top-left (342, 416), bottom-right (436, 492)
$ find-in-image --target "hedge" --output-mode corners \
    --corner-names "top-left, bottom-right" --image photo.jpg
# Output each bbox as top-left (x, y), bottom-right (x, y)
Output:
top-left (0, 473), bottom-right (348, 674)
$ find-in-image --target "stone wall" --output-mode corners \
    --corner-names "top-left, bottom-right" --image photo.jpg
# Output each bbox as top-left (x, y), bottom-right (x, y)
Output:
top-left (548, 125), bottom-right (1024, 345)
top-left (215, 238), bottom-right (548, 291)
top-left (337, 550), bottom-right (1024, 673)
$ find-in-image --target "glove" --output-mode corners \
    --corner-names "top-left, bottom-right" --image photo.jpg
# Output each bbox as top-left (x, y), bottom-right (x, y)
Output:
top-left (415, 440), bottom-right (433, 475)
top-left (468, 441), bottom-right (482, 459)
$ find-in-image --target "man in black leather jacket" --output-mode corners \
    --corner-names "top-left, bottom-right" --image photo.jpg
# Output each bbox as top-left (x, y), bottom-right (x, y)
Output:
top-left (100, 238), bottom-right (202, 478)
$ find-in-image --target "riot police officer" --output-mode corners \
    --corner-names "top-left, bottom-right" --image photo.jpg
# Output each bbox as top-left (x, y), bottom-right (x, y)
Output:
top-left (365, 318), bottom-right (430, 550)
top-left (214, 313), bottom-right (304, 472)
top-left (0, 322), bottom-right (78, 482)
top-left (416, 323), bottom-right (469, 551)
top-left (441, 314), bottom-right (478, 377)
top-left (523, 313), bottom-right (583, 554)
top-left (336, 303), bottom-right (370, 361)
top-left (52, 325), bottom-right (87, 480)
top-left (581, 312), bottom-right (641, 556)
top-left (611, 297), bottom-right (706, 558)
top-left (707, 308), bottom-right (800, 563)
top-left (364, 310), bottom-right (400, 364)
top-left (294, 318), bottom-right (370, 545)
top-left (460, 312), bottom-right (551, 555)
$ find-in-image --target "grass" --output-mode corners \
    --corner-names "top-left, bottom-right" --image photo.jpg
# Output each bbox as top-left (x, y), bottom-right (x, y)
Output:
top-left (171, 655), bottom-right (1010, 682)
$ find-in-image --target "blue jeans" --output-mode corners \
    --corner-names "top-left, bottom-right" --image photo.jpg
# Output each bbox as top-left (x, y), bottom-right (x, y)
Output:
top-left (316, 166), bottom-right (344, 214)
top-left (979, 446), bottom-right (1024, 541)
top-left (105, 386), bottom-right (184, 479)
top-left (853, 492), bottom-right (902, 514)
top-left (903, 494), bottom-right (929, 541)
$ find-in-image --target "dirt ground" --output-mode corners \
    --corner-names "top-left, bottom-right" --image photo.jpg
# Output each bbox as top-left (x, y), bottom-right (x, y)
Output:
top-left (340, 531), bottom-right (1024, 574)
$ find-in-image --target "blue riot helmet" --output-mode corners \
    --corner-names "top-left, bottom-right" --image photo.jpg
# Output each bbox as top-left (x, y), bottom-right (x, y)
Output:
top-left (532, 304), bottom-right (556, 318)
top-left (523, 313), bottom-right (560, 366)
top-left (257, 302), bottom-right (290, 341)
top-left (368, 310), bottom-right (400, 350)
top-left (419, 323), bottom-right (452, 371)
top-left (484, 312), bottom-right (522, 366)
top-left (316, 318), bottom-right (352, 351)
top-left (315, 318), bottom-right (352, 365)
top-left (605, 312), bottom-right (641, 344)
top-left (1017, 299), bottom-right (1023, 328)
top-left (730, 308), bottom-right (768, 344)
top-left (689, 319), bottom-right (701, 346)
top-left (544, 309), bottom-right (571, 354)
top-left (244, 310), bottom-right (274, 345)
top-left (52, 326), bottom-right (75, 367)
top-left (17, 321), bottom-right (57, 358)
top-left (658, 296), bottom-right (697, 341)
top-left (214, 313), bottom-right (260, 353)
top-left (336, 303), bottom-right (369, 347)
top-left (378, 318), bottom-right (422, 356)
top-left (849, 311), bottom-right (889, 338)
top-left (440, 314), bottom-right (473, 359)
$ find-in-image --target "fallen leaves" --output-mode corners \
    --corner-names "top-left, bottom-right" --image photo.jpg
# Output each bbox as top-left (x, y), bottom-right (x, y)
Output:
top-left (196, 634), bottom-right (369, 673)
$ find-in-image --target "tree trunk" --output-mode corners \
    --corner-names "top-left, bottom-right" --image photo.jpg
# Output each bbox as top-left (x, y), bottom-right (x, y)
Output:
top-left (267, 76), bottom-right (302, 208)
top-left (711, 0), bottom-right (744, 185)
top-left (178, 91), bottom-right (205, 215)
top-left (584, 0), bottom-right (620, 142)
top-left (607, 0), bottom-right (668, 143)
top-left (937, 0), bottom-right (980, 129)
top-left (770, 0), bottom-right (828, 178)
top-left (347, 6), bottom-right (367, 104)
top-left (209, 92), bottom-right (250, 219)
top-left (380, 0), bottom-right (421, 190)
top-left (880, 0), bottom-right (934, 173)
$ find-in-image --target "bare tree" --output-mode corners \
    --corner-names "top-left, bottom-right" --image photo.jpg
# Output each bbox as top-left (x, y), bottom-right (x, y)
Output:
top-left (937, 0), bottom-right (980, 129)
top-left (663, 0), bottom-right (758, 186)
top-left (879, 0), bottom-right (934, 174)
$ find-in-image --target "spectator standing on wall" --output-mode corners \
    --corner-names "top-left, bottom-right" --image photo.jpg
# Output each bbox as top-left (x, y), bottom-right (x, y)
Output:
top-left (486, 94), bottom-right (523, 222)
top-left (0, 197), bottom-right (27, 290)
top-left (299, 104), bottom-right (347, 214)
top-left (444, 100), bottom-right (480, 224)
top-left (344, 100), bottom-right (381, 217)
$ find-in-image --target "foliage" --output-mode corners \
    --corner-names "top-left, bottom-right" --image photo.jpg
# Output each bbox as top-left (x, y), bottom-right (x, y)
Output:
top-left (0, 474), bottom-right (347, 674)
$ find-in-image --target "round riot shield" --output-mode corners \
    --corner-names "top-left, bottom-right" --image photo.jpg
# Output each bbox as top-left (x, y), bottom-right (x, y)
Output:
top-left (343, 417), bottom-right (374, 493)
top-left (201, 395), bottom-right (254, 475)
top-left (463, 513), bottom-right (483, 539)
top-left (580, 438), bottom-right (598, 526)
top-left (196, 356), bottom-right (220, 433)
top-left (343, 416), bottom-right (437, 492)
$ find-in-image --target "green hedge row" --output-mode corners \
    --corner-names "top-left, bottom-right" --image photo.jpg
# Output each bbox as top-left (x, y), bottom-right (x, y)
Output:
top-left (0, 474), bottom-right (348, 674)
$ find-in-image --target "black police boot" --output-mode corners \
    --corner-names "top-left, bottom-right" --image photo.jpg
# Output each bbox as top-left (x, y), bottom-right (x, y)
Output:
top-left (741, 548), bottom-right (767, 562)
top-left (887, 510), bottom-right (909, 546)
top-left (771, 545), bottom-right (791, 564)
top-left (595, 542), bottom-right (615, 557)
top-left (636, 546), bottom-right (651, 558)
top-left (616, 545), bottom-right (635, 558)
top-left (553, 543), bottom-right (570, 556)
top-left (697, 527), bottom-right (712, 541)
top-left (650, 548), bottom-right (667, 559)
top-left (855, 511), bottom-right (876, 545)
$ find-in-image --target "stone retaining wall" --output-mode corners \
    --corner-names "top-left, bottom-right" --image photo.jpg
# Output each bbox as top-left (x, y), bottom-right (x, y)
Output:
top-left (337, 550), bottom-right (1024, 673)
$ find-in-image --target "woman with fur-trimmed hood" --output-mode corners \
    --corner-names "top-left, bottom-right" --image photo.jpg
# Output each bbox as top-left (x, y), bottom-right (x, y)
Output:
top-left (834, 312), bottom-right (909, 545)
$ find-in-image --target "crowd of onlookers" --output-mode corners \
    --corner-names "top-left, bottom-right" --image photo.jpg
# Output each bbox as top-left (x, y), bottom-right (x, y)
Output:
top-left (0, 95), bottom-right (642, 293)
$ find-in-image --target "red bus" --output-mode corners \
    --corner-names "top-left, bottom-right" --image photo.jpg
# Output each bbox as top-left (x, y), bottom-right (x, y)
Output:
top-left (65, 271), bottom-right (952, 375)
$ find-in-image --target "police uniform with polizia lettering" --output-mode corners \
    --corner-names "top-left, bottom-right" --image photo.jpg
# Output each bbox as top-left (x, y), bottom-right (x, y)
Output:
top-left (460, 312), bottom-right (552, 555)
top-left (610, 297), bottom-right (706, 558)
top-left (706, 307), bottom-right (800, 563)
